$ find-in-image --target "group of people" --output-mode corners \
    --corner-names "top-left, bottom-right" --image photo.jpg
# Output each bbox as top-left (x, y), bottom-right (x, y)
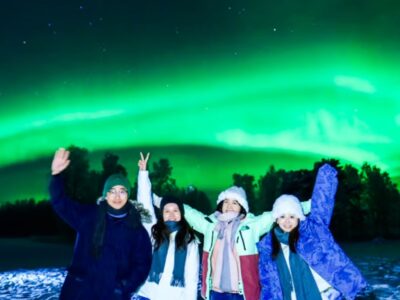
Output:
top-left (49, 148), bottom-right (367, 300)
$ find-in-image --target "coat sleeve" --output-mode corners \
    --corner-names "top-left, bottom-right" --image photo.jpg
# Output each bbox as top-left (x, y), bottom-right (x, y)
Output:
top-left (257, 235), bottom-right (272, 300)
top-left (120, 225), bottom-right (152, 296)
top-left (137, 170), bottom-right (157, 235)
top-left (251, 198), bottom-right (311, 237)
top-left (183, 241), bottom-right (200, 300)
top-left (249, 211), bottom-right (274, 237)
top-left (49, 174), bottom-right (91, 231)
top-left (310, 163), bottom-right (338, 226)
top-left (301, 199), bottom-right (312, 215)
top-left (183, 204), bottom-right (211, 235)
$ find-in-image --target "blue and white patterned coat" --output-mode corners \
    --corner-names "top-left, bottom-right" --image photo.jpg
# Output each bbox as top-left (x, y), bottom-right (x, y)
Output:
top-left (257, 164), bottom-right (368, 300)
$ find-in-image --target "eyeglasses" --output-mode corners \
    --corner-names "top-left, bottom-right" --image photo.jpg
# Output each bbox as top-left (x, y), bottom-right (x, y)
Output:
top-left (108, 189), bottom-right (128, 197)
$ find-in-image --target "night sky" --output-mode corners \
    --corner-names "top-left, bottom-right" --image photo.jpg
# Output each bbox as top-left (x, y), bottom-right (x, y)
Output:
top-left (1, 1), bottom-right (399, 204)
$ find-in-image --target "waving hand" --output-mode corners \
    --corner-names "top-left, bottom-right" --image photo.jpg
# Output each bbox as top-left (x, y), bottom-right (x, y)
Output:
top-left (51, 148), bottom-right (71, 175)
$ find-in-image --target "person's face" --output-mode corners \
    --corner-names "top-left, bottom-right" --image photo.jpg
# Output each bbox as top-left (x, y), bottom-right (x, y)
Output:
top-left (106, 185), bottom-right (128, 209)
top-left (222, 198), bottom-right (242, 214)
top-left (276, 214), bottom-right (299, 233)
top-left (163, 203), bottom-right (182, 222)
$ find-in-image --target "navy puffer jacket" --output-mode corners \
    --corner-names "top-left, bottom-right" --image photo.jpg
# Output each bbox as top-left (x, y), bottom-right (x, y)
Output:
top-left (50, 175), bottom-right (152, 300)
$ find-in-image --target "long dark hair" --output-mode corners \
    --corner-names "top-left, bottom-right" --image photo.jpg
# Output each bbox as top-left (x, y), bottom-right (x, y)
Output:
top-left (152, 217), bottom-right (195, 250)
top-left (92, 200), bottom-right (141, 258)
top-left (271, 222), bottom-right (300, 259)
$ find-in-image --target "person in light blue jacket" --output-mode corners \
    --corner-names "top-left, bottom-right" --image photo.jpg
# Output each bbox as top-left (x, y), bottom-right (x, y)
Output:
top-left (257, 164), bottom-right (367, 300)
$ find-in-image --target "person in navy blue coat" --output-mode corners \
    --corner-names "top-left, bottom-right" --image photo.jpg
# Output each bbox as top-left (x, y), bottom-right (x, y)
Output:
top-left (49, 148), bottom-right (152, 300)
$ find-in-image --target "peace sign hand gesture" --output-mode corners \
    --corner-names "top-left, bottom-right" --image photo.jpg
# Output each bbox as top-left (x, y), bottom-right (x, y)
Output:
top-left (51, 148), bottom-right (71, 175)
top-left (138, 152), bottom-right (150, 171)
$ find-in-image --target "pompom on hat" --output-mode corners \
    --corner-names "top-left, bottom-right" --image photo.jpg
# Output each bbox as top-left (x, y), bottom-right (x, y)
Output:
top-left (217, 186), bottom-right (249, 213)
top-left (272, 194), bottom-right (305, 221)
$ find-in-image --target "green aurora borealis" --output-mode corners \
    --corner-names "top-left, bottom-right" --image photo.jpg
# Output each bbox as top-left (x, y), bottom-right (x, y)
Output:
top-left (0, 1), bottom-right (399, 204)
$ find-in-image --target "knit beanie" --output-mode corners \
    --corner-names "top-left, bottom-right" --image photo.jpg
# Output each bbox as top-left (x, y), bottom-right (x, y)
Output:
top-left (272, 194), bottom-right (305, 221)
top-left (217, 186), bottom-right (249, 213)
top-left (102, 174), bottom-right (131, 198)
top-left (160, 195), bottom-right (184, 214)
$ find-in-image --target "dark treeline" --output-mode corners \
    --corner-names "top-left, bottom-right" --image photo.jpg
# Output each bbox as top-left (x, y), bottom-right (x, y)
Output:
top-left (0, 146), bottom-right (399, 242)
top-left (236, 159), bottom-right (400, 241)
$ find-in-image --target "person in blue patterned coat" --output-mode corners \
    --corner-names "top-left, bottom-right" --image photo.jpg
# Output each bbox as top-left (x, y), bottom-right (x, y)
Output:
top-left (257, 164), bottom-right (367, 300)
top-left (49, 148), bottom-right (152, 300)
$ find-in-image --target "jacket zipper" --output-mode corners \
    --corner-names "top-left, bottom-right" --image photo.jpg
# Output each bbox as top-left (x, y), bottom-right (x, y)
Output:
top-left (209, 231), bottom-right (214, 251)
top-left (239, 231), bottom-right (246, 250)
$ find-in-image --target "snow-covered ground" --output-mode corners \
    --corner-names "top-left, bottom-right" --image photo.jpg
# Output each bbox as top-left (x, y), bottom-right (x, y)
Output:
top-left (0, 240), bottom-right (399, 299)
top-left (1, 258), bottom-right (399, 299)
top-left (352, 255), bottom-right (400, 299)
top-left (0, 269), bottom-right (64, 300)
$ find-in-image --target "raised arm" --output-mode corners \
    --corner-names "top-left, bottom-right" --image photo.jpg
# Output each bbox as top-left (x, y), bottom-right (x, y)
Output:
top-left (310, 163), bottom-right (338, 226)
top-left (251, 199), bottom-right (311, 237)
top-left (183, 204), bottom-right (211, 235)
top-left (49, 148), bottom-right (91, 231)
top-left (250, 211), bottom-right (274, 237)
top-left (137, 153), bottom-right (157, 232)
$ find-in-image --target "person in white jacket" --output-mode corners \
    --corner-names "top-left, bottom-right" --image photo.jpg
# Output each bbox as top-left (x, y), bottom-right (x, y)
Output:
top-left (133, 153), bottom-right (200, 300)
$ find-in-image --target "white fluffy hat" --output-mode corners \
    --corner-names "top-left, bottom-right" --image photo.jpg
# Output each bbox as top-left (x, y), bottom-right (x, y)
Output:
top-left (272, 194), bottom-right (305, 221)
top-left (217, 186), bottom-right (249, 213)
